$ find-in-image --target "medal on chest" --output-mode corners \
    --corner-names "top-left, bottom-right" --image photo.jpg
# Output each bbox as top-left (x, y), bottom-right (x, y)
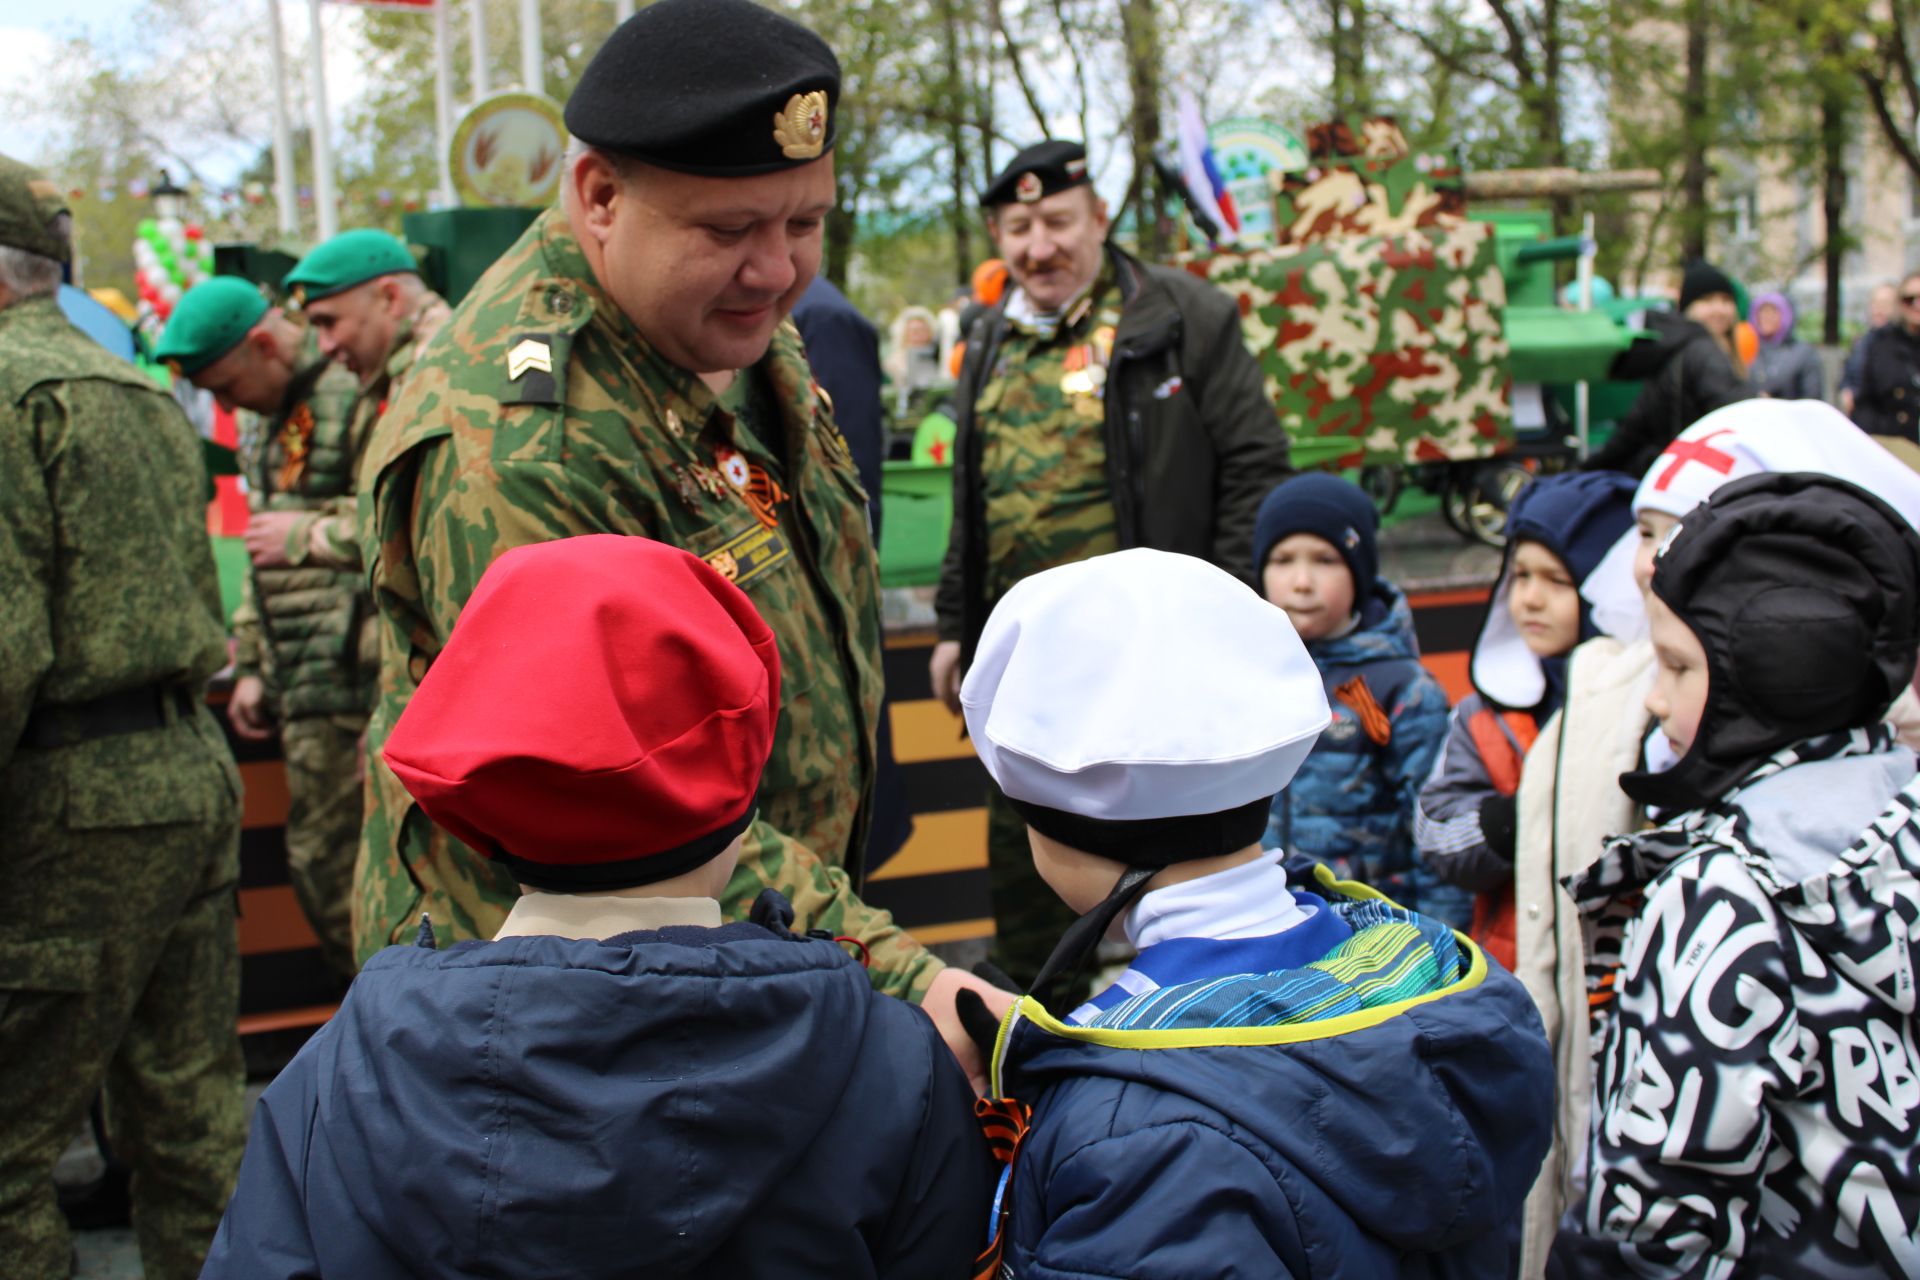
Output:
top-left (277, 403), bottom-right (316, 491)
top-left (1058, 322), bottom-right (1117, 400)
top-left (713, 445), bottom-right (791, 530)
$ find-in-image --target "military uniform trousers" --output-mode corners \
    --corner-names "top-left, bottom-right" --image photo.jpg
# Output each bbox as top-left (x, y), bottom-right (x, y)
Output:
top-left (0, 707), bottom-right (246, 1280)
top-left (281, 712), bottom-right (367, 977)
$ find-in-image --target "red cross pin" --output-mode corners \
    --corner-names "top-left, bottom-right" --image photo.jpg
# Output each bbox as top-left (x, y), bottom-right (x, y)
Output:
top-left (1651, 428), bottom-right (1738, 492)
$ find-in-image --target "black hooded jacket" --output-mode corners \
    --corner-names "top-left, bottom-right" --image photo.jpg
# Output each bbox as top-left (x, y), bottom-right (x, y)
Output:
top-left (1584, 310), bottom-right (1751, 478)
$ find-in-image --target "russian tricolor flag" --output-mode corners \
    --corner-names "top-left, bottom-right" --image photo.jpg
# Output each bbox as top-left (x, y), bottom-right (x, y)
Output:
top-left (1177, 91), bottom-right (1239, 245)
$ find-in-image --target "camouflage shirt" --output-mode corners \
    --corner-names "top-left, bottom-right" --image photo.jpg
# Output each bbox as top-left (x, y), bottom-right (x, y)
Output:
top-left (978, 271), bottom-right (1123, 600)
top-left (355, 209), bottom-right (938, 997)
top-left (0, 295), bottom-right (228, 761)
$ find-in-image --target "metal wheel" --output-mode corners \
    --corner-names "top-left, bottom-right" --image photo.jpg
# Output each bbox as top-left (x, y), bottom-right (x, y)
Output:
top-left (1358, 464), bottom-right (1403, 517)
top-left (1447, 460), bottom-right (1534, 548)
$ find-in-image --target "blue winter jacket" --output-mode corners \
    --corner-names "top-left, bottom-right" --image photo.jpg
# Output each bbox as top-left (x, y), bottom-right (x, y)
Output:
top-left (991, 875), bottom-right (1554, 1280)
top-left (1265, 582), bottom-right (1464, 925)
top-left (202, 917), bottom-right (993, 1279)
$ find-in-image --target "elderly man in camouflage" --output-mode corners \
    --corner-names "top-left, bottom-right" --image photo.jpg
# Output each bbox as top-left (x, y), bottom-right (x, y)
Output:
top-left (0, 154), bottom-right (244, 1278)
top-left (156, 277), bottom-right (371, 977)
top-left (356, 0), bottom-right (1011, 1086)
top-left (930, 141), bottom-right (1293, 990)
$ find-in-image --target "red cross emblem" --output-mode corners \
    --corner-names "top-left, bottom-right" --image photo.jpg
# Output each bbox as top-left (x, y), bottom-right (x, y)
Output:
top-left (1651, 428), bottom-right (1738, 491)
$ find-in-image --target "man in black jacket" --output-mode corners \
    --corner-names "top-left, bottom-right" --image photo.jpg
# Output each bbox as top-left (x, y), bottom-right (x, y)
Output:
top-left (930, 140), bottom-right (1290, 987)
top-left (1850, 268), bottom-right (1920, 444)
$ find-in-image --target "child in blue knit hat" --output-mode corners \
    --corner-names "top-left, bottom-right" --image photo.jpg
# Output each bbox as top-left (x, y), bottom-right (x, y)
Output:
top-left (1251, 473), bottom-right (1462, 926)
top-left (1415, 471), bottom-right (1638, 968)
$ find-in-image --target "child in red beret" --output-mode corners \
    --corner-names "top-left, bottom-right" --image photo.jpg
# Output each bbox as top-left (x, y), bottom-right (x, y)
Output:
top-left (202, 534), bottom-right (992, 1279)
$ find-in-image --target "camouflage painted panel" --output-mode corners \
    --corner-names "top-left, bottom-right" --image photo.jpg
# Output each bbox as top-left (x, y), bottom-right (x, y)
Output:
top-left (1193, 218), bottom-right (1511, 466)
top-left (1270, 117), bottom-right (1466, 246)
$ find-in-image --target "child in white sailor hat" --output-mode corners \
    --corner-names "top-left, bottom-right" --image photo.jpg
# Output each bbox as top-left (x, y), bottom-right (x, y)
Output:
top-left (957, 548), bottom-right (1553, 1279)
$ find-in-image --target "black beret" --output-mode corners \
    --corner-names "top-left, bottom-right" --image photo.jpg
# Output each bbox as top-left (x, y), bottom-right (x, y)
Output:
top-left (565, 0), bottom-right (840, 177)
top-left (981, 140), bottom-right (1091, 209)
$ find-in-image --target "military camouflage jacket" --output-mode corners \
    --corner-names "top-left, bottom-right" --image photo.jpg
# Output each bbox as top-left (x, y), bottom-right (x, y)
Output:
top-left (355, 210), bottom-right (937, 997)
top-left (0, 295), bottom-right (228, 765)
top-left (232, 349), bottom-right (375, 719)
top-left (937, 244), bottom-right (1291, 663)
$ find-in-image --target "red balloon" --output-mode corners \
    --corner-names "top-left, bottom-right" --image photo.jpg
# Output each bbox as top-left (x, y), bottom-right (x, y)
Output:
top-left (184, 224), bottom-right (204, 240)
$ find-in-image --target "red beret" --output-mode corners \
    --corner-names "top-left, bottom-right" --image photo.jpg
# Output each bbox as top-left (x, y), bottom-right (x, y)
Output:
top-left (382, 534), bottom-right (780, 890)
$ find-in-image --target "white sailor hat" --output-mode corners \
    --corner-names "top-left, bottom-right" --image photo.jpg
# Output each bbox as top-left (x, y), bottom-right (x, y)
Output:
top-left (961, 548), bottom-right (1330, 865)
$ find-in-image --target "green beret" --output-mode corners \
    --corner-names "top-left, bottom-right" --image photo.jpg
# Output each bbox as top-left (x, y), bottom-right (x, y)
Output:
top-left (981, 141), bottom-right (1091, 209)
top-left (564, 0), bottom-right (839, 177)
top-left (283, 228), bottom-right (417, 305)
top-left (154, 277), bottom-right (271, 376)
top-left (0, 151), bottom-right (72, 265)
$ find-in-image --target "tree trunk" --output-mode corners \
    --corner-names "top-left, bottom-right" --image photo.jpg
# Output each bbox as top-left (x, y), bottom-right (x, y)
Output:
top-left (1822, 81), bottom-right (1847, 345)
top-left (1541, 0), bottom-right (1570, 228)
top-left (942, 0), bottom-right (972, 286)
top-left (1120, 0), bottom-right (1166, 258)
top-left (1326, 0), bottom-right (1371, 118)
top-left (1680, 0), bottom-right (1711, 262)
top-left (825, 193), bottom-right (854, 291)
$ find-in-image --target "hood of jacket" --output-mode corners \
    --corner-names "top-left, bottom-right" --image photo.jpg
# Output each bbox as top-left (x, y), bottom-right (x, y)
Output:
top-left (1752, 289), bottom-right (1796, 346)
top-left (1472, 472), bottom-right (1641, 713)
top-left (1610, 307), bottom-right (1714, 381)
top-left (1625, 471), bottom-right (1920, 812)
top-left (1569, 726), bottom-right (1919, 1013)
top-left (994, 883), bottom-right (1553, 1257)
top-left (303, 924), bottom-right (880, 1276)
top-left (1310, 580), bottom-right (1420, 670)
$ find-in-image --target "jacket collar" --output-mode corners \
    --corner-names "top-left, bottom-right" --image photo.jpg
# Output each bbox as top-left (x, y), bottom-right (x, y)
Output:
top-left (1563, 724), bottom-right (1899, 912)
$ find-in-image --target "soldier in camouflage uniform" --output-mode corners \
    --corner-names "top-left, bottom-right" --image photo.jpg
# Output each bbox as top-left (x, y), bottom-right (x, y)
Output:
top-left (355, 0), bottom-right (1009, 1086)
top-left (156, 277), bottom-right (373, 977)
top-left (0, 154), bottom-right (244, 1280)
top-left (931, 141), bottom-right (1291, 990)
top-left (285, 229), bottom-right (451, 550)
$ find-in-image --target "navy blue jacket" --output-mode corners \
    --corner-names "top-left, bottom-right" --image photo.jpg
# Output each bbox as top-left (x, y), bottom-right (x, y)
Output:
top-left (202, 921), bottom-right (993, 1279)
top-left (995, 927), bottom-right (1553, 1278)
top-left (1265, 582), bottom-right (1463, 926)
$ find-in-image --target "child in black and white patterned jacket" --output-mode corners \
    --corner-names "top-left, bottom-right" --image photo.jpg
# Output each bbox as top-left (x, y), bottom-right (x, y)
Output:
top-left (1551, 471), bottom-right (1920, 1280)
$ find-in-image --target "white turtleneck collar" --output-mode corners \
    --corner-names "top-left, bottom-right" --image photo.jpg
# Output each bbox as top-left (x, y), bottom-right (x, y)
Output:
top-left (1122, 849), bottom-right (1311, 951)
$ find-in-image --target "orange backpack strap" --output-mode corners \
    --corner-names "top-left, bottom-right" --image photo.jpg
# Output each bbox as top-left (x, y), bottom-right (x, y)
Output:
top-left (1465, 707), bottom-right (1539, 797)
top-left (1332, 675), bottom-right (1392, 746)
top-left (971, 1096), bottom-right (1033, 1280)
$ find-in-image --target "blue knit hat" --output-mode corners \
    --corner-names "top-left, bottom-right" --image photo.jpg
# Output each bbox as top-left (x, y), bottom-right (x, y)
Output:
top-left (1252, 473), bottom-right (1379, 602)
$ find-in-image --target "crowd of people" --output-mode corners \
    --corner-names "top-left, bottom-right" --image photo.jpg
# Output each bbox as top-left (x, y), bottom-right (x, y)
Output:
top-left (3, 0), bottom-right (1920, 1276)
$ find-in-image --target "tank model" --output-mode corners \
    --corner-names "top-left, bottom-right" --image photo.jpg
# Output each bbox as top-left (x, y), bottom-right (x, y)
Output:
top-left (1189, 118), bottom-right (1654, 468)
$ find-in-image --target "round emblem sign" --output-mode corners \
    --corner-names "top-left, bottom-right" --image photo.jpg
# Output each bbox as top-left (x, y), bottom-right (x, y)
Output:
top-left (450, 91), bottom-right (568, 208)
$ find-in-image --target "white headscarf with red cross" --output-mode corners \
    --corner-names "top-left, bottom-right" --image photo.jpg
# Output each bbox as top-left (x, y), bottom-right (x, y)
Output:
top-left (1633, 399), bottom-right (1920, 527)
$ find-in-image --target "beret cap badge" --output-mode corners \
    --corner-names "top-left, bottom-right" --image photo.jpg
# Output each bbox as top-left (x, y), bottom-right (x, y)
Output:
top-left (1015, 171), bottom-right (1044, 203)
top-left (773, 90), bottom-right (829, 160)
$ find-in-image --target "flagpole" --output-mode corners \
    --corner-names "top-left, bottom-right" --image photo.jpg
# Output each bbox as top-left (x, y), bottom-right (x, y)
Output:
top-left (306, 0), bottom-right (339, 239)
top-left (433, 0), bottom-right (457, 208)
top-left (265, 0), bottom-right (298, 237)
top-left (469, 0), bottom-right (491, 102)
top-left (518, 0), bottom-right (542, 94)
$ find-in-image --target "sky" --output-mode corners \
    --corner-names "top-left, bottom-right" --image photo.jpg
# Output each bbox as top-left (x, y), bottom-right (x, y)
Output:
top-left (0, 0), bottom-right (378, 182)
